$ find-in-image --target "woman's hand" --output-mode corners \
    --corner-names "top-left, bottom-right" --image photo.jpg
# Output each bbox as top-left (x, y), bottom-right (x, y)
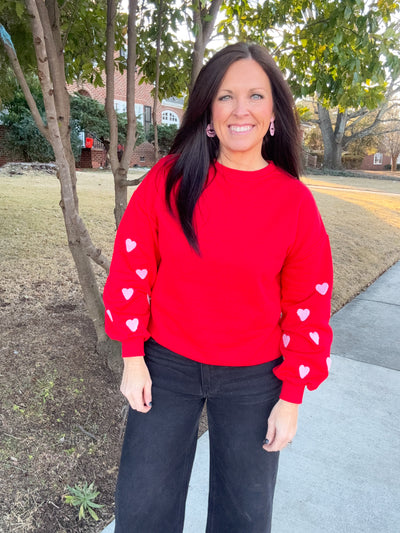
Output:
top-left (263, 399), bottom-right (298, 452)
top-left (120, 356), bottom-right (152, 413)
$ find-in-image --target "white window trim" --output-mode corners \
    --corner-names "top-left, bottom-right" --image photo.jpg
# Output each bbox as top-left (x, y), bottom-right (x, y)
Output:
top-left (373, 153), bottom-right (383, 165)
top-left (162, 110), bottom-right (180, 127)
top-left (161, 98), bottom-right (184, 109)
top-left (114, 99), bottom-right (127, 114)
top-left (135, 103), bottom-right (144, 124)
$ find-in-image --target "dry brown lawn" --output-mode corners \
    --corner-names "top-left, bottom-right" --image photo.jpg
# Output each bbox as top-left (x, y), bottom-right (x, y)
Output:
top-left (0, 167), bottom-right (399, 532)
top-left (302, 174), bottom-right (400, 312)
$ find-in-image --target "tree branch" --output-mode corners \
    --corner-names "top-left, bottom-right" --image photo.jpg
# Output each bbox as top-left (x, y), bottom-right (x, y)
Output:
top-left (26, 1), bottom-right (109, 275)
top-left (378, 118), bottom-right (400, 126)
top-left (299, 16), bottom-right (330, 30)
top-left (0, 24), bottom-right (49, 140)
top-left (202, 0), bottom-right (222, 44)
top-left (380, 126), bottom-right (400, 134)
top-left (105, 0), bottom-right (119, 172)
top-left (61, 14), bottom-right (75, 49)
top-left (121, 0), bottom-right (138, 169)
top-left (342, 99), bottom-right (397, 147)
top-left (190, 0), bottom-right (223, 91)
top-left (333, 109), bottom-right (347, 141)
top-left (121, 176), bottom-right (145, 187)
top-left (151, 0), bottom-right (163, 163)
top-left (347, 107), bottom-right (369, 120)
top-left (36, 0), bottom-right (77, 188)
top-left (342, 119), bottom-right (400, 148)
top-left (77, 222), bottom-right (111, 272)
top-left (60, 0), bottom-right (74, 12)
top-left (347, 113), bottom-right (372, 130)
top-left (34, 0), bottom-right (78, 206)
top-left (305, 117), bottom-right (320, 125)
top-left (35, 0), bottom-right (69, 126)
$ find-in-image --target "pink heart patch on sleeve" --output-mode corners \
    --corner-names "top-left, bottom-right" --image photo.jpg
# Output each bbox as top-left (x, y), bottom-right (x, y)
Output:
top-left (316, 282), bottom-right (329, 295)
top-left (126, 239), bottom-right (137, 253)
top-left (297, 308), bottom-right (310, 322)
top-left (136, 269), bottom-right (148, 280)
top-left (299, 365), bottom-right (310, 379)
top-left (122, 288), bottom-right (134, 300)
top-left (309, 331), bottom-right (320, 345)
top-left (126, 318), bottom-right (139, 332)
top-left (282, 334), bottom-right (290, 348)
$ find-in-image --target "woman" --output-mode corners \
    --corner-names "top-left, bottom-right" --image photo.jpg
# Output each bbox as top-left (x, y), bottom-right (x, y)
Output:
top-left (103, 42), bottom-right (333, 533)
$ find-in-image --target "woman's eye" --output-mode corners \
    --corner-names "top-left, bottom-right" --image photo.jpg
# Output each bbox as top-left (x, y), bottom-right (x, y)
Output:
top-left (251, 94), bottom-right (263, 100)
top-left (218, 94), bottom-right (232, 101)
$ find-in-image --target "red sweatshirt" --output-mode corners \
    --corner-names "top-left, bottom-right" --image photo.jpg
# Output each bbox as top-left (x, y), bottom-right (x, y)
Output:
top-left (103, 157), bottom-right (333, 403)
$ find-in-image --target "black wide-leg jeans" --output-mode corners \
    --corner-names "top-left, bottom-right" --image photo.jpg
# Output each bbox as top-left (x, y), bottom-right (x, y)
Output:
top-left (114, 338), bottom-right (283, 533)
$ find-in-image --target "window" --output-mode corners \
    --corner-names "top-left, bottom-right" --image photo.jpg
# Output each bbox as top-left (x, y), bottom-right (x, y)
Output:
top-left (114, 100), bottom-right (127, 114)
top-left (78, 131), bottom-right (85, 147)
top-left (144, 105), bottom-right (152, 135)
top-left (144, 106), bottom-right (152, 123)
top-left (162, 110), bottom-right (180, 127)
top-left (373, 153), bottom-right (383, 165)
top-left (135, 104), bottom-right (144, 124)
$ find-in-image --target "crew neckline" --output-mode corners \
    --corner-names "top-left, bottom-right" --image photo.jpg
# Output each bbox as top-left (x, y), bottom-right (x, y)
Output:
top-left (214, 160), bottom-right (275, 180)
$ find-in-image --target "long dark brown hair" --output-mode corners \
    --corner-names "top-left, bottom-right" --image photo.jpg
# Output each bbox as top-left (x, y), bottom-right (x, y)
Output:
top-left (166, 42), bottom-right (301, 252)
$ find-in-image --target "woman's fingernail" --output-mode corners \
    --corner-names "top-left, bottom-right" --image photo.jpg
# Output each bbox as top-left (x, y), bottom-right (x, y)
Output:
top-left (263, 439), bottom-right (269, 445)
top-left (148, 402), bottom-right (152, 407)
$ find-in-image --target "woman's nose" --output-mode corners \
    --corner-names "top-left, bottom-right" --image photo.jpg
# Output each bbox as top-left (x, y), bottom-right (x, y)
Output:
top-left (232, 98), bottom-right (250, 116)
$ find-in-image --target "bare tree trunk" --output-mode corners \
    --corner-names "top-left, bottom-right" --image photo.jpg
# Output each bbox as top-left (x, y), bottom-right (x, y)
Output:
top-left (392, 152), bottom-right (400, 171)
top-left (39, 0), bottom-right (78, 208)
top-left (189, 0), bottom-right (223, 92)
top-left (152, 0), bottom-right (164, 162)
top-left (318, 103), bottom-right (344, 169)
top-left (105, 0), bottom-right (125, 228)
top-left (24, 0), bottom-right (119, 368)
top-left (106, 0), bottom-right (140, 229)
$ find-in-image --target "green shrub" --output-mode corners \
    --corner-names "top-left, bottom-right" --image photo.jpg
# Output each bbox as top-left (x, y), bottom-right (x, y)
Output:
top-left (383, 163), bottom-right (400, 171)
top-left (70, 93), bottom-right (146, 147)
top-left (146, 123), bottom-right (178, 155)
top-left (342, 154), bottom-right (364, 169)
top-left (1, 84), bottom-right (81, 162)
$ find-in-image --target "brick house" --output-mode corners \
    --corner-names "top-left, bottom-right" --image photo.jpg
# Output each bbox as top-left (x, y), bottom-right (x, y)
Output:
top-left (0, 64), bottom-right (184, 168)
top-left (68, 65), bottom-right (184, 169)
top-left (360, 152), bottom-right (400, 171)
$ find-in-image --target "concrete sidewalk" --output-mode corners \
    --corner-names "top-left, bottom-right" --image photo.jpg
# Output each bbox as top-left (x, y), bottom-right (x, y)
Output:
top-left (102, 262), bottom-right (400, 533)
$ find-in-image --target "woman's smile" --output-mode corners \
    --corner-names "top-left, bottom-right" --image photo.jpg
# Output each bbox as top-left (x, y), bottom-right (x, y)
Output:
top-left (229, 124), bottom-right (254, 134)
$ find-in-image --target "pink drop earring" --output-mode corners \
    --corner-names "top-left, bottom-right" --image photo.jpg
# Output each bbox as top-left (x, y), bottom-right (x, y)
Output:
top-left (206, 123), bottom-right (216, 138)
top-left (269, 119), bottom-right (275, 136)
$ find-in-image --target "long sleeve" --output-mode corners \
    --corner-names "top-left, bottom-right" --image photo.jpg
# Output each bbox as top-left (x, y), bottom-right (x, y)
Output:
top-left (273, 189), bottom-right (333, 404)
top-left (103, 164), bottom-right (162, 357)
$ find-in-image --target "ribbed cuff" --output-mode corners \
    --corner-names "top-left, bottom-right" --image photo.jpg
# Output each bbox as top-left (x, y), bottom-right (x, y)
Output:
top-left (279, 381), bottom-right (305, 404)
top-left (121, 337), bottom-right (145, 358)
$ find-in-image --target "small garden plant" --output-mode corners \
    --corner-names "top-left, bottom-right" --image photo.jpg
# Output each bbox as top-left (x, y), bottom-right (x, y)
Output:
top-left (64, 481), bottom-right (103, 521)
